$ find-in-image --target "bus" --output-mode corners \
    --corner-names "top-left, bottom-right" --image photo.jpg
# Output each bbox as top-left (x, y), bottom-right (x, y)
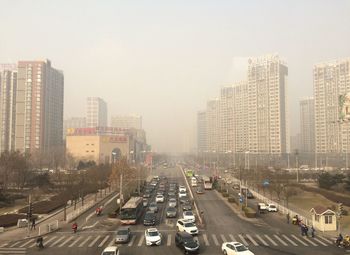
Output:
top-left (185, 169), bottom-right (194, 177)
top-left (191, 177), bottom-right (198, 187)
top-left (120, 197), bottom-right (143, 224)
top-left (203, 176), bottom-right (213, 190)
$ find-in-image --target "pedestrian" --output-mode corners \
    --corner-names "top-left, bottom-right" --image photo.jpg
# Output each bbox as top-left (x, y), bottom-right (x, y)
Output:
top-left (310, 226), bottom-right (315, 238)
top-left (304, 225), bottom-right (309, 237)
top-left (286, 213), bottom-right (290, 224)
top-left (30, 218), bottom-right (36, 230)
top-left (300, 224), bottom-right (305, 236)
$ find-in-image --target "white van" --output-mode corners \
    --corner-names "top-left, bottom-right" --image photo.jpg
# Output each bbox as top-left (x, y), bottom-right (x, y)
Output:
top-left (191, 177), bottom-right (197, 187)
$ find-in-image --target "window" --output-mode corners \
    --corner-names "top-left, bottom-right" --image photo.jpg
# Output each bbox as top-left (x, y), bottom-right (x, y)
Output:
top-left (324, 215), bottom-right (332, 224)
top-left (315, 214), bottom-right (320, 222)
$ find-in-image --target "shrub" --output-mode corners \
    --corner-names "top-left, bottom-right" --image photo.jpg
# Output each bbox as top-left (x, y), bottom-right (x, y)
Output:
top-left (228, 196), bottom-right (236, 204)
top-left (223, 192), bottom-right (229, 197)
top-left (243, 206), bottom-right (256, 218)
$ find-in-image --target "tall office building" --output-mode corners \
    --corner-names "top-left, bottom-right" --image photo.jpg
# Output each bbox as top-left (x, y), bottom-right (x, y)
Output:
top-left (111, 114), bottom-right (142, 130)
top-left (314, 59), bottom-right (350, 154)
top-left (15, 60), bottom-right (64, 153)
top-left (219, 86), bottom-right (234, 153)
top-left (0, 64), bottom-right (17, 152)
top-left (63, 117), bottom-right (86, 138)
top-left (206, 99), bottom-right (220, 152)
top-left (197, 111), bottom-right (207, 152)
top-left (300, 97), bottom-right (315, 153)
top-left (86, 97), bottom-right (107, 128)
top-left (247, 54), bottom-right (289, 154)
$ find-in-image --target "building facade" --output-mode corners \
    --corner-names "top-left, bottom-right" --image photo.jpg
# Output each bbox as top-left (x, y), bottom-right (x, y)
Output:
top-left (197, 111), bottom-right (207, 152)
top-left (111, 114), bottom-right (142, 129)
top-left (86, 97), bottom-right (107, 128)
top-left (0, 64), bottom-right (17, 152)
top-left (63, 117), bottom-right (86, 138)
top-left (247, 54), bottom-right (289, 154)
top-left (206, 99), bottom-right (220, 152)
top-left (300, 97), bottom-right (315, 153)
top-left (314, 59), bottom-right (350, 154)
top-left (15, 60), bottom-right (64, 153)
top-left (219, 86), bottom-right (234, 153)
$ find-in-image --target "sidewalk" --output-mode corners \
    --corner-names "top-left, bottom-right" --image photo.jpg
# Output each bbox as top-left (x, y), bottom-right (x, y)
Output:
top-left (0, 187), bottom-right (113, 244)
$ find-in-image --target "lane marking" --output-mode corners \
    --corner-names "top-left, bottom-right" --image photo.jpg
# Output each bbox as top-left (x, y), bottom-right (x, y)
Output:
top-left (317, 236), bottom-right (333, 244)
top-left (273, 234), bottom-right (288, 246)
top-left (291, 234), bottom-right (308, 246)
top-left (313, 237), bottom-right (328, 246)
top-left (256, 234), bottom-right (269, 246)
top-left (50, 236), bottom-right (65, 247)
top-left (229, 234), bottom-right (237, 242)
top-left (264, 235), bottom-right (278, 246)
top-left (212, 234), bottom-right (219, 246)
top-left (44, 236), bottom-right (57, 246)
top-left (19, 239), bottom-right (33, 248)
top-left (98, 235), bottom-right (110, 247)
top-left (282, 234), bottom-right (298, 246)
top-left (78, 236), bottom-right (91, 247)
top-left (107, 237), bottom-right (115, 247)
top-left (137, 235), bottom-right (145, 246)
top-left (302, 236), bottom-right (318, 246)
top-left (0, 243), bottom-right (8, 248)
top-left (238, 234), bottom-right (249, 246)
top-left (59, 236), bottom-right (74, 247)
top-left (128, 235), bottom-right (136, 247)
top-left (9, 241), bottom-right (22, 248)
top-left (202, 234), bottom-right (209, 246)
top-left (220, 234), bottom-right (227, 242)
top-left (167, 234), bottom-right (172, 246)
top-left (69, 236), bottom-right (82, 248)
top-left (246, 234), bottom-right (259, 246)
top-left (88, 235), bottom-right (101, 247)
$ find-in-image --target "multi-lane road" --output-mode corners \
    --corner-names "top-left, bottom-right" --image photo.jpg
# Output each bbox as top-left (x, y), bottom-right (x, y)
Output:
top-left (0, 166), bottom-right (346, 255)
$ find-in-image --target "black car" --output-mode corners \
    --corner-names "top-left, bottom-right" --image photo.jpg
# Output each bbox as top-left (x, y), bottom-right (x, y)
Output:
top-left (182, 202), bottom-right (192, 211)
top-left (143, 192), bottom-right (151, 198)
top-left (175, 232), bottom-right (199, 254)
top-left (143, 211), bottom-right (156, 226)
top-left (180, 196), bottom-right (190, 204)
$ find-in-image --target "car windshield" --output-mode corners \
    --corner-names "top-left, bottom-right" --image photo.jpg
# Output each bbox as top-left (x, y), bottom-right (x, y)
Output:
top-left (102, 252), bottom-right (115, 255)
top-left (167, 207), bottom-right (176, 211)
top-left (150, 203), bottom-right (156, 207)
top-left (117, 230), bottom-right (128, 235)
top-left (148, 231), bottom-right (159, 236)
top-left (145, 213), bottom-right (154, 219)
top-left (236, 245), bottom-right (248, 251)
top-left (170, 199), bottom-right (176, 202)
top-left (184, 222), bottom-right (195, 227)
top-left (185, 211), bottom-right (193, 216)
top-left (183, 236), bottom-right (195, 243)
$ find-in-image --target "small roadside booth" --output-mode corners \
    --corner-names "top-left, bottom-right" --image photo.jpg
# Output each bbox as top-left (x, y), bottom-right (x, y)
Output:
top-left (310, 206), bottom-right (337, 232)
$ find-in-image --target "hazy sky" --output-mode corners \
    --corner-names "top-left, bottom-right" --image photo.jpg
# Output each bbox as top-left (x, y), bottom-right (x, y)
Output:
top-left (1, 0), bottom-right (350, 153)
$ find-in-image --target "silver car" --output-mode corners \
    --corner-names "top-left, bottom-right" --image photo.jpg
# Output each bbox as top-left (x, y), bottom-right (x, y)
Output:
top-left (115, 227), bottom-right (131, 244)
top-left (166, 207), bottom-right (177, 218)
top-left (168, 198), bottom-right (177, 208)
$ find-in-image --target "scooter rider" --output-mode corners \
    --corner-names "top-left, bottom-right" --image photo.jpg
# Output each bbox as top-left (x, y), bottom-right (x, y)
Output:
top-left (72, 222), bottom-right (78, 233)
top-left (36, 236), bottom-right (44, 248)
top-left (336, 233), bottom-right (343, 247)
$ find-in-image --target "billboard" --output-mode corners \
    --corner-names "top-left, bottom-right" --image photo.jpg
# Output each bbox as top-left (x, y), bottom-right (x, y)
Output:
top-left (339, 92), bottom-right (350, 121)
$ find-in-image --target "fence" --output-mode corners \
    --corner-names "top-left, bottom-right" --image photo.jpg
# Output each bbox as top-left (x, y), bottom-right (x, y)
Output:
top-left (38, 220), bottom-right (59, 235)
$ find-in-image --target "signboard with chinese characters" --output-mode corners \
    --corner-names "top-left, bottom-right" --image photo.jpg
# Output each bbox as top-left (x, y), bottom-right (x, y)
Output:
top-left (101, 136), bottom-right (128, 143)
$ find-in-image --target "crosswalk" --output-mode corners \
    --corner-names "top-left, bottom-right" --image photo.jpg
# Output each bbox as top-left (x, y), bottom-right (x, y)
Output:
top-left (2, 232), bottom-right (334, 250)
top-left (0, 247), bottom-right (26, 255)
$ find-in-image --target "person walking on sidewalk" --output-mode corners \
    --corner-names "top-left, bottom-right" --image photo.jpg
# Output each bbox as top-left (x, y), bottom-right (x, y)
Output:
top-left (310, 226), bottom-right (315, 238)
top-left (286, 213), bottom-right (290, 224)
top-left (30, 218), bottom-right (36, 230)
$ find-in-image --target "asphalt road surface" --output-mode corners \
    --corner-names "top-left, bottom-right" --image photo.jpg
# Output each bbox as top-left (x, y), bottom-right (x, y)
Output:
top-left (1, 166), bottom-right (346, 255)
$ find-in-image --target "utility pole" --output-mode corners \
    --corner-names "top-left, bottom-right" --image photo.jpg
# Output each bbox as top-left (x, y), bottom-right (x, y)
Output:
top-left (119, 173), bottom-right (123, 214)
top-left (287, 153), bottom-right (290, 169)
top-left (295, 150), bottom-right (299, 183)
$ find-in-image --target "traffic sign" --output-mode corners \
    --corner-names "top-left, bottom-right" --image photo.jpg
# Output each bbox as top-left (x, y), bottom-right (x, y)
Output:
top-left (263, 179), bottom-right (270, 186)
top-left (239, 196), bottom-right (243, 203)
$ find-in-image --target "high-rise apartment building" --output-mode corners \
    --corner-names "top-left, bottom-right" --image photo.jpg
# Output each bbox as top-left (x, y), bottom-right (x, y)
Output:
top-left (63, 117), bottom-right (86, 138)
top-left (300, 97), bottom-right (315, 153)
top-left (314, 59), bottom-right (350, 154)
top-left (206, 99), bottom-right (220, 152)
top-left (15, 60), bottom-right (64, 153)
top-left (86, 97), bottom-right (107, 128)
top-left (197, 111), bottom-right (207, 152)
top-left (247, 54), bottom-right (289, 154)
top-left (219, 86), bottom-right (234, 153)
top-left (0, 64), bottom-right (17, 152)
top-left (111, 114), bottom-right (142, 130)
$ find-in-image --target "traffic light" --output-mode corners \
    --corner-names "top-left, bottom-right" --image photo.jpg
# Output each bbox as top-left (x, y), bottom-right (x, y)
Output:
top-left (28, 202), bottom-right (33, 219)
top-left (338, 203), bottom-right (343, 216)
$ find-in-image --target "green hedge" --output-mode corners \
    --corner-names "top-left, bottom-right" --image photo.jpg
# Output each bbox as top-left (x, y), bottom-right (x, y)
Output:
top-left (228, 196), bottom-right (237, 204)
top-left (243, 206), bottom-right (256, 218)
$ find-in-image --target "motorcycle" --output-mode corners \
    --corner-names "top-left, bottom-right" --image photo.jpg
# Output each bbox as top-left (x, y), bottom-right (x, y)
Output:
top-left (72, 223), bottom-right (78, 233)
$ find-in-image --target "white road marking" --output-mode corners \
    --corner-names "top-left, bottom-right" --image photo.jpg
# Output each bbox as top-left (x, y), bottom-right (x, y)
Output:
top-left (98, 235), bottom-right (110, 247)
top-left (167, 234), bottom-right (172, 246)
top-left (59, 236), bottom-right (74, 247)
top-left (264, 235), bottom-right (278, 246)
top-left (78, 236), bottom-right (91, 247)
top-left (202, 234), bottom-right (209, 246)
top-left (128, 235), bottom-right (136, 247)
top-left (220, 234), bottom-right (227, 242)
top-left (9, 241), bottom-right (22, 248)
top-left (212, 234), bottom-right (219, 246)
top-left (0, 243), bottom-right (8, 248)
top-left (238, 234), bottom-right (249, 246)
top-left (69, 236), bottom-right (82, 248)
top-left (44, 236), bottom-right (57, 246)
top-left (229, 234), bottom-right (236, 242)
top-left (88, 235), bottom-right (101, 247)
top-left (302, 236), bottom-right (318, 246)
top-left (282, 234), bottom-right (298, 246)
top-left (246, 234), bottom-right (259, 246)
top-left (256, 234), bottom-right (269, 246)
top-left (291, 234), bottom-right (308, 246)
top-left (273, 234), bottom-right (288, 246)
top-left (0, 248), bottom-right (26, 254)
top-left (107, 237), bottom-right (115, 247)
top-left (313, 237), bottom-right (328, 246)
top-left (19, 239), bottom-right (33, 248)
top-left (137, 235), bottom-right (145, 246)
top-left (50, 236), bottom-right (65, 247)
top-left (317, 236), bottom-right (333, 244)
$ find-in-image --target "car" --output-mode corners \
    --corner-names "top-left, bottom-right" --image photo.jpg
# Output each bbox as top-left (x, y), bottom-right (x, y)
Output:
top-left (157, 190), bottom-right (165, 196)
top-left (180, 196), bottom-right (190, 204)
top-left (166, 207), bottom-right (177, 218)
top-left (145, 228), bottom-right (162, 246)
top-left (179, 185), bottom-right (187, 192)
top-left (144, 211), bottom-right (156, 226)
top-left (257, 203), bottom-right (267, 213)
top-left (143, 198), bottom-right (149, 207)
top-left (175, 231), bottom-right (200, 254)
top-left (196, 187), bottom-right (204, 194)
top-left (182, 202), bottom-right (192, 211)
top-left (168, 198), bottom-right (177, 207)
top-left (168, 191), bottom-right (176, 196)
top-left (101, 246), bottom-right (120, 255)
top-left (156, 194), bottom-right (165, 203)
top-left (148, 202), bottom-right (158, 213)
top-left (179, 190), bottom-right (187, 198)
top-left (168, 194), bottom-right (177, 201)
top-left (176, 219), bottom-right (198, 235)
top-left (143, 192), bottom-right (151, 198)
top-left (221, 242), bottom-right (254, 255)
top-left (247, 192), bottom-right (254, 199)
top-left (267, 203), bottom-right (278, 212)
top-left (114, 227), bottom-right (131, 244)
top-left (183, 211), bottom-right (195, 223)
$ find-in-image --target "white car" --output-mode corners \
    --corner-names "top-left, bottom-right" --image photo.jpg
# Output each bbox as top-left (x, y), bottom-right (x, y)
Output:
top-left (145, 228), bottom-right (162, 246)
top-left (179, 185), bottom-right (187, 192)
top-left (183, 211), bottom-right (195, 223)
top-left (176, 219), bottom-right (198, 235)
top-left (267, 203), bottom-right (278, 212)
top-left (101, 246), bottom-right (120, 255)
top-left (155, 194), bottom-right (165, 203)
top-left (168, 198), bottom-right (177, 207)
top-left (179, 190), bottom-right (187, 198)
top-left (221, 242), bottom-right (254, 255)
top-left (257, 203), bottom-right (268, 212)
